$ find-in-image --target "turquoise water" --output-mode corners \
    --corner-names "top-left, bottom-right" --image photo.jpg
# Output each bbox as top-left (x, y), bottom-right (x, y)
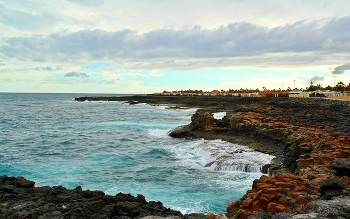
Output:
top-left (0, 93), bottom-right (273, 214)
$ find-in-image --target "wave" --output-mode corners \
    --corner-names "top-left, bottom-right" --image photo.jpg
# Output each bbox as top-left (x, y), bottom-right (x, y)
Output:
top-left (147, 129), bottom-right (172, 139)
top-left (173, 139), bottom-right (274, 173)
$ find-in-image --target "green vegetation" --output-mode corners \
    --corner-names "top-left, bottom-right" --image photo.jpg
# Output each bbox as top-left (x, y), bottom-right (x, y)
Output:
top-left (306, 81), bottom-right (350, 92)
top-left (162, 81), bottom-right (350, 94)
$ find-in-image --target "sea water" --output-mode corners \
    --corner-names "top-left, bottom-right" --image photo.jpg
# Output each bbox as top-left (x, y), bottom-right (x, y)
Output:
top-left (0, 93), bottom-right (274, 214)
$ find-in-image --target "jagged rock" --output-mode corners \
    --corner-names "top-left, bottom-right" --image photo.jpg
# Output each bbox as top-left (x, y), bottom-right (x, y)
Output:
top-left (330, 160), bottom-right (350, 177)
top-left (189, 110), bottom-right (216, 131)
top-left (319, 178), bottom-right (345, 200)
top-left (232, 174), bottom-right (319, 218)
top-left (168, 125), bottom-right (193, 138)
top-left (307, 196), bottom-right (350, 218)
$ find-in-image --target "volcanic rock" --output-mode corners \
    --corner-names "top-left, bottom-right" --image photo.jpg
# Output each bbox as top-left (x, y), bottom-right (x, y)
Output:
top-left (0, 175), bottom-right (194, 219)
top-left (330, 160), bottom-right (350, 177)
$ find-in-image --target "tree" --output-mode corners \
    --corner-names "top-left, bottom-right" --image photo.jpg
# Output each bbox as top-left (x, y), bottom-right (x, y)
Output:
top-left (335, 81), bottom-right (346, 91)
top-left (325, 85), bottom-right (332, 90)
top-left (346, 82), bottom-right (350, 90)
top-left (306, 81), bottom-right (323, 91)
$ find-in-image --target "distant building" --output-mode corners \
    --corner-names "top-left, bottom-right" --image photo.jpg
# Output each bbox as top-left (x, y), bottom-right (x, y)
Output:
top-left (257, 91), bottom-right (289, 97)
top-left (288, 91), bottom-right (308, 98)
top-left (210, 90), bottom-right (221, 96)
top-left (308, 90), bottom-right (339, 97)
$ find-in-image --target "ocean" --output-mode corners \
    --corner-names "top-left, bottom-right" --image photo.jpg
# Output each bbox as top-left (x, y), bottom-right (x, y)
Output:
top-left (0, 93), bottom-right (274, 214)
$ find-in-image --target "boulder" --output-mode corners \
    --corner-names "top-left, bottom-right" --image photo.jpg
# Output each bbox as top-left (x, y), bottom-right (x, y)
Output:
top-left (330, 160), bottom-right (350, 177)
top-left (168, 125), bottom-right (193, 138)
top-left (319, 178), bottom-right (345, 200)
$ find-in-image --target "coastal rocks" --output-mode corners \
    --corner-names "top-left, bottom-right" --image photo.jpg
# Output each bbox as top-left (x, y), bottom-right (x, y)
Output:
top-left (330, 160), bottom-right (350, 177)
top-left (168, 125), bottom-right (193, 138)
top-left (307, 196), bottom-right (350, 218)
top-left (319, 178), bottom-right (345, 200)
top-left (213, 111), bottom-right (350, 217)
top-left (228, 174), bottom-right (319, 219)
top-left (169, 103), bottom-right (350, 218)
top-left (189, 110), bottom-right (216, 131)
top-left (0, 175), bottom-right (189, 219)
top-left (217, 111), bottom-right (350, 174)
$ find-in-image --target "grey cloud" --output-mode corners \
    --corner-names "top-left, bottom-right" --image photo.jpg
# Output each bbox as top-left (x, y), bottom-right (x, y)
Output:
top-left (35, 66), bottom-right (54, 71)
top-left (1, 16), bottom-right (350, 63)
top-left (64, 72), bottom-right (88, 78)
top-left (311, 76), bottom-right (325, 84)
top-left (332, 63), bottom-right (350, 74)
top-left (34, 66), bottom-right (62, 71)
top-left (0, 63), bottom-right (5, 66)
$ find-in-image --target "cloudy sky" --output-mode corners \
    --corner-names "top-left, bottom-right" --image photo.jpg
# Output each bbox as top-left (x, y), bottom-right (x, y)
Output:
top-left (1, 0), bottom-right (350, 94)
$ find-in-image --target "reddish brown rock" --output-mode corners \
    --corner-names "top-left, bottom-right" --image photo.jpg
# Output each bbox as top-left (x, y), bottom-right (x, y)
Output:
top-left (231, 174), bottom-right (318, 218)
top-left (190, 110), bottom-right (216, 131)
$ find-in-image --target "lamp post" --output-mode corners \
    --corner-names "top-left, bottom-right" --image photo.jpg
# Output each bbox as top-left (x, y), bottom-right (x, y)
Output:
top-left (294, 80), bottom-right (295, 89)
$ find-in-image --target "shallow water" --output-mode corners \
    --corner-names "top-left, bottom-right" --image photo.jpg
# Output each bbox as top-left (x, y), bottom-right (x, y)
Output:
top-left (0, 93), bottom-right (274, 214)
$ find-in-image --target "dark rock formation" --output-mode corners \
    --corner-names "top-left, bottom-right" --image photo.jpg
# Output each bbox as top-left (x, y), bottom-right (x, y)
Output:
top-left (168, 125), bottom-right (193, 138)
top-left (330, 160), bottom-right (350, 177)
top-left (0, 175), bottom-right (209, 219)
top-left (319, 178), bottom-right (345, 200)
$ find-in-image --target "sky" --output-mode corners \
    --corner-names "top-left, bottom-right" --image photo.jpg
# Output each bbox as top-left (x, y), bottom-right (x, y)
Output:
top-left (1, 0), bottom-right (350, 94)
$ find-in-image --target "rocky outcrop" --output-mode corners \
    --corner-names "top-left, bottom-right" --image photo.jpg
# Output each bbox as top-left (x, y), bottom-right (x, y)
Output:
top-left (0, 175), bottom-right (195, 219)
top-left (221, 112), bottom-right (350, 174)
top-left (169, 107), bottom-right (350, 218)
top-left (227, 174), bottom-right (319, 218)
top-left (189, 110), bottom-right (216, 131)
top-left (211, 111), bottom-right (350, 218)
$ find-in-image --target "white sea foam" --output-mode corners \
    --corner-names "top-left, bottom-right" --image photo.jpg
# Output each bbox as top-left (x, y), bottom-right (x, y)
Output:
top-left (213, 112), bottom-right (226, 120)
top-left (147, 129), bottom-right (171, 139)
top-left (172, 139), bottom-right (274, 173)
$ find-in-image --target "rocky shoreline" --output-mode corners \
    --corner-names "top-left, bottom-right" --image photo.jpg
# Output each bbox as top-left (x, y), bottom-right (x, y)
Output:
top-left (77, 95), bottom-right (350, 219)
top-left (2, 96), bottom-right (349, 219)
